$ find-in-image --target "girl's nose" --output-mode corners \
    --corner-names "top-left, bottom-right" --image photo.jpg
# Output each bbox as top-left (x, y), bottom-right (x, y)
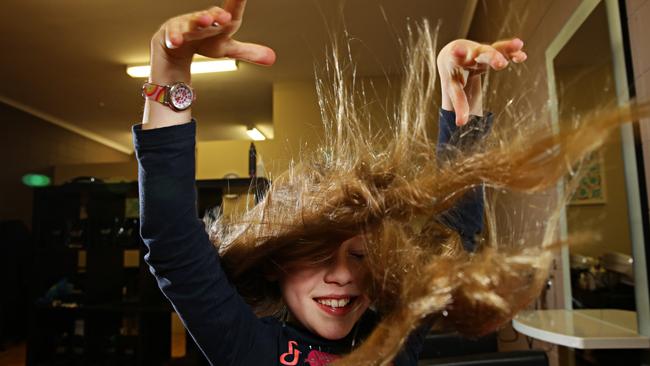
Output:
top-left (323, 256), bottom-right (354, 286)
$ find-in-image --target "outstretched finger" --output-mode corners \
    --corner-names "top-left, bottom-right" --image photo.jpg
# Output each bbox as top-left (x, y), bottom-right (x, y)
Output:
top-left (189, 11), bottom-right (214, 30)
top-left (165, 21), bottom-right (184, 49)
top-left (172, 9), bottom-right (233, 45)
top-left (193, 7), bottom-right (232, 29)
top-left (492, 38), bottom-right (525, 61)
top-left (223, 0), bottom-right (247, 22)
top-left (510, 50), bottom-right (528, 63)
top-left (183, 26), bottom-right (223, 42)
top-left (222, 40), bottom-right (277, 66)
top-left (184, 13), bottom-right (226, 42)
top-left (492, 38), bottom-right (523, 54)
top-left (474, 46), bottom-right (508, 71)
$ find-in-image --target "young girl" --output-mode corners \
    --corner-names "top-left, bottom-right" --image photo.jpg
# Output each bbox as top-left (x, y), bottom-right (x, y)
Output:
top-left (134, 1), bottom-right (638, 365)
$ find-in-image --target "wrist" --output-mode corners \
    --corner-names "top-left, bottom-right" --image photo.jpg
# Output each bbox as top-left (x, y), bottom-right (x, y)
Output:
top-left (141, 36), bottom-right (195, 130)
top-left (149, 58), bottom-right (192, 85)
top-left (142, 55), bottom-right (193, 130)
top-left (440, 87), bottom-right (453, 111)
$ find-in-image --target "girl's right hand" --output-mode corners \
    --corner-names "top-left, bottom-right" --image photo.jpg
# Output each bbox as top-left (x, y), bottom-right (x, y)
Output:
top-left (150, 0), bottom-right (276, 82)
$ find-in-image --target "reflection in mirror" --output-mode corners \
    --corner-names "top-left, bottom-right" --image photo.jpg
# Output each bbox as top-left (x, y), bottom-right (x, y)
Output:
top-left (554, 2), bottom-right (636, 311)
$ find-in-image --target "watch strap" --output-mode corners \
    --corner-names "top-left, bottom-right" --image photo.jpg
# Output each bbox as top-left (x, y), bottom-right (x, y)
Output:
top-left (142, 83), bottom-right (167, 105)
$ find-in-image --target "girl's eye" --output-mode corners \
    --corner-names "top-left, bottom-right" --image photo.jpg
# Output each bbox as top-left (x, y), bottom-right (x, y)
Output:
top-left (349, 252), bottom-right (366, 260)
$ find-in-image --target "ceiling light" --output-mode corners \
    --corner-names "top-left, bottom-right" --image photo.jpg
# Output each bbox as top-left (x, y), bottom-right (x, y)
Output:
top-left (126, 59), bottom-right (238, 78)
top-left (246, 127), bottom-right (266, 141)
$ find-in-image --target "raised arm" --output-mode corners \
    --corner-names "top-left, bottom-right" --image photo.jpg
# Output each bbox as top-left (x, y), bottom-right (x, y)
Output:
top-left (435, 39), bottom-right (527, 250)
top-left (143, 0), bottom-right (275, 130)
top-left (135, 2), bottom-right (276, 364)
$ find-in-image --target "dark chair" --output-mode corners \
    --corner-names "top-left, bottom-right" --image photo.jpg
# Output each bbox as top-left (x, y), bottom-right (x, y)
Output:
top-left (0, 220), bottom-right (31, 344)
top-left (420, 350), bottom-right (548, 366)
top-left (419, 332), bottom-right (548, 366)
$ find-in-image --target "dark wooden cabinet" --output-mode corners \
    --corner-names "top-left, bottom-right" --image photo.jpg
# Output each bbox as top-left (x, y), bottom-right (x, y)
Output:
top-left (26, 177), bottom-right (268, 366)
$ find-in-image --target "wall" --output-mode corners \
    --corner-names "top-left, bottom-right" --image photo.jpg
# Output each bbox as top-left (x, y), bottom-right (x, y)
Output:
top-left (54, 160), bottom-right (138, 185)
top-left (196, 80), bottom-right (324, 180)
top-left (196, 76), bottom-right (405, 180)
top-left (0, 102), bottom-right (131, 228)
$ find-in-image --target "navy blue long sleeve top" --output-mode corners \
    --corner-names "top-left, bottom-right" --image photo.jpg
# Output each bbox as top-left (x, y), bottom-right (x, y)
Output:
top-left (133, 109), bottom-right (491, 366)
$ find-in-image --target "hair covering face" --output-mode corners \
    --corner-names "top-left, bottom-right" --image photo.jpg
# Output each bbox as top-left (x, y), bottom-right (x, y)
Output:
top-left (204, 21), bottom-right (649, 365)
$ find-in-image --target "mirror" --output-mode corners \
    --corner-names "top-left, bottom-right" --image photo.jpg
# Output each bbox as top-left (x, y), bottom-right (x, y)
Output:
top-left (548, 1), bottom-right (650, 338)
top-left (554, 1), bottom-right (637, 311)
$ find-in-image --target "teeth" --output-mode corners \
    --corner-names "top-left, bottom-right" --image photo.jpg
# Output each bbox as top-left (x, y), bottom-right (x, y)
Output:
top-left (316, 298), bottom-right (351, 308)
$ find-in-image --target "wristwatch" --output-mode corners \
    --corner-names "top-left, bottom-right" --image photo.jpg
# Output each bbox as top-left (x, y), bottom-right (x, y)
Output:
top-left (142, 82), bottom-right (195, 112)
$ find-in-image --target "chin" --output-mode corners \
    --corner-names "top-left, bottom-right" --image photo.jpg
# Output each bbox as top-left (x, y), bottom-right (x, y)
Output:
top-left (313, 322), bottom-right (356, 340)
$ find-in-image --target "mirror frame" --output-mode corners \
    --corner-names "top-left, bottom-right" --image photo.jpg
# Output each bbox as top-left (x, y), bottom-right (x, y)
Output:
top-left (545, 0), bottom-right (650, 336)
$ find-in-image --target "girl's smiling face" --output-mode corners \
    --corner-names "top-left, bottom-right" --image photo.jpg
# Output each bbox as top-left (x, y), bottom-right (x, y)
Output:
top-left (279, 235), bottom-right (371, 340)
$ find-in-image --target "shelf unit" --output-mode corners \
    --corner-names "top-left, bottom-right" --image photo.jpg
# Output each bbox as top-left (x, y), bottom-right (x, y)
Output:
top-left (26, 177), bottom-right (269, 366)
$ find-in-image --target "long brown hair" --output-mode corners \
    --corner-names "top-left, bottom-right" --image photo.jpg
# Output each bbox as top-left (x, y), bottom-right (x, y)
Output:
top-left (204, 20), bottom-right (648, 365)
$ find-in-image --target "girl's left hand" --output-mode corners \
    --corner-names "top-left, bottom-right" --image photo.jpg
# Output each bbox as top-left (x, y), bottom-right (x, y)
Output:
top-left (437, 38), bottom-right (527, 126)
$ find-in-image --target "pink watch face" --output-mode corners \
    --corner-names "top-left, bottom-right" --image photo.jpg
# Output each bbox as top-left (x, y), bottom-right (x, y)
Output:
top-left (169, 83), bottom-right (194, 111)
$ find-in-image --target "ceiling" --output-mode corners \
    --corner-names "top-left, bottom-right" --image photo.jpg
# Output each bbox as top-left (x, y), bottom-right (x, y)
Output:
top-left (0, 0), bottom-right (475, 154)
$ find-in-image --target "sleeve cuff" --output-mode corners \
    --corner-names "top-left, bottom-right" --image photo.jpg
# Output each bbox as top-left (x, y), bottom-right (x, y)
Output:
top-left (439, 109), bottom-right (457, 129)
top-left (438, 109), bottom-right (493, 149)
top-left (132, 120), bottom-right (196, 150)
top-left (439, 109), bottom-right (494, 134)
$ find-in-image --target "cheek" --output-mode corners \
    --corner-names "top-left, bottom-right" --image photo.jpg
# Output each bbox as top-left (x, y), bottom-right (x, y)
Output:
top-left (352, 263), bottom-right (372, 290)
top-left (279, 268), bottom-right (322, 303)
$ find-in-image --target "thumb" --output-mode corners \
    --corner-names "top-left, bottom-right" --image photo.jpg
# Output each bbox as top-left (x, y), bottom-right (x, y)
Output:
top-left (224, 40), bottom-right (277, 66)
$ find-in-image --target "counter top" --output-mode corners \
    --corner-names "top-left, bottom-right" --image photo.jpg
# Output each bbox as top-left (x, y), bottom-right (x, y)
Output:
top-left (512, 309), bottom-right (650, 349)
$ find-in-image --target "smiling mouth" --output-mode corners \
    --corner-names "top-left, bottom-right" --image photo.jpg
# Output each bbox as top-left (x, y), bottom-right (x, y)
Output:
top-left (313, 296), bottom-right (358, 316)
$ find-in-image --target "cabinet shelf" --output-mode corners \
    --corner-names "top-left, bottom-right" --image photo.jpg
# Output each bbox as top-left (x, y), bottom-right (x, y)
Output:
top-left (27, 178), bottom-right (267, 366)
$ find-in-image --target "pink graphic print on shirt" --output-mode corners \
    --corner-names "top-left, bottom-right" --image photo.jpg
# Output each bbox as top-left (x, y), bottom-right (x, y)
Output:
top-left (304, 349), bottom-right (340, 365)
top-left (279, 341), bottom-right (301, 365)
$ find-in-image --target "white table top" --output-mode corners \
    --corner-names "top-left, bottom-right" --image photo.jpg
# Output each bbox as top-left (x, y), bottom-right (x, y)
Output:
top-left (512, 309), bottom-right (650, 349)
